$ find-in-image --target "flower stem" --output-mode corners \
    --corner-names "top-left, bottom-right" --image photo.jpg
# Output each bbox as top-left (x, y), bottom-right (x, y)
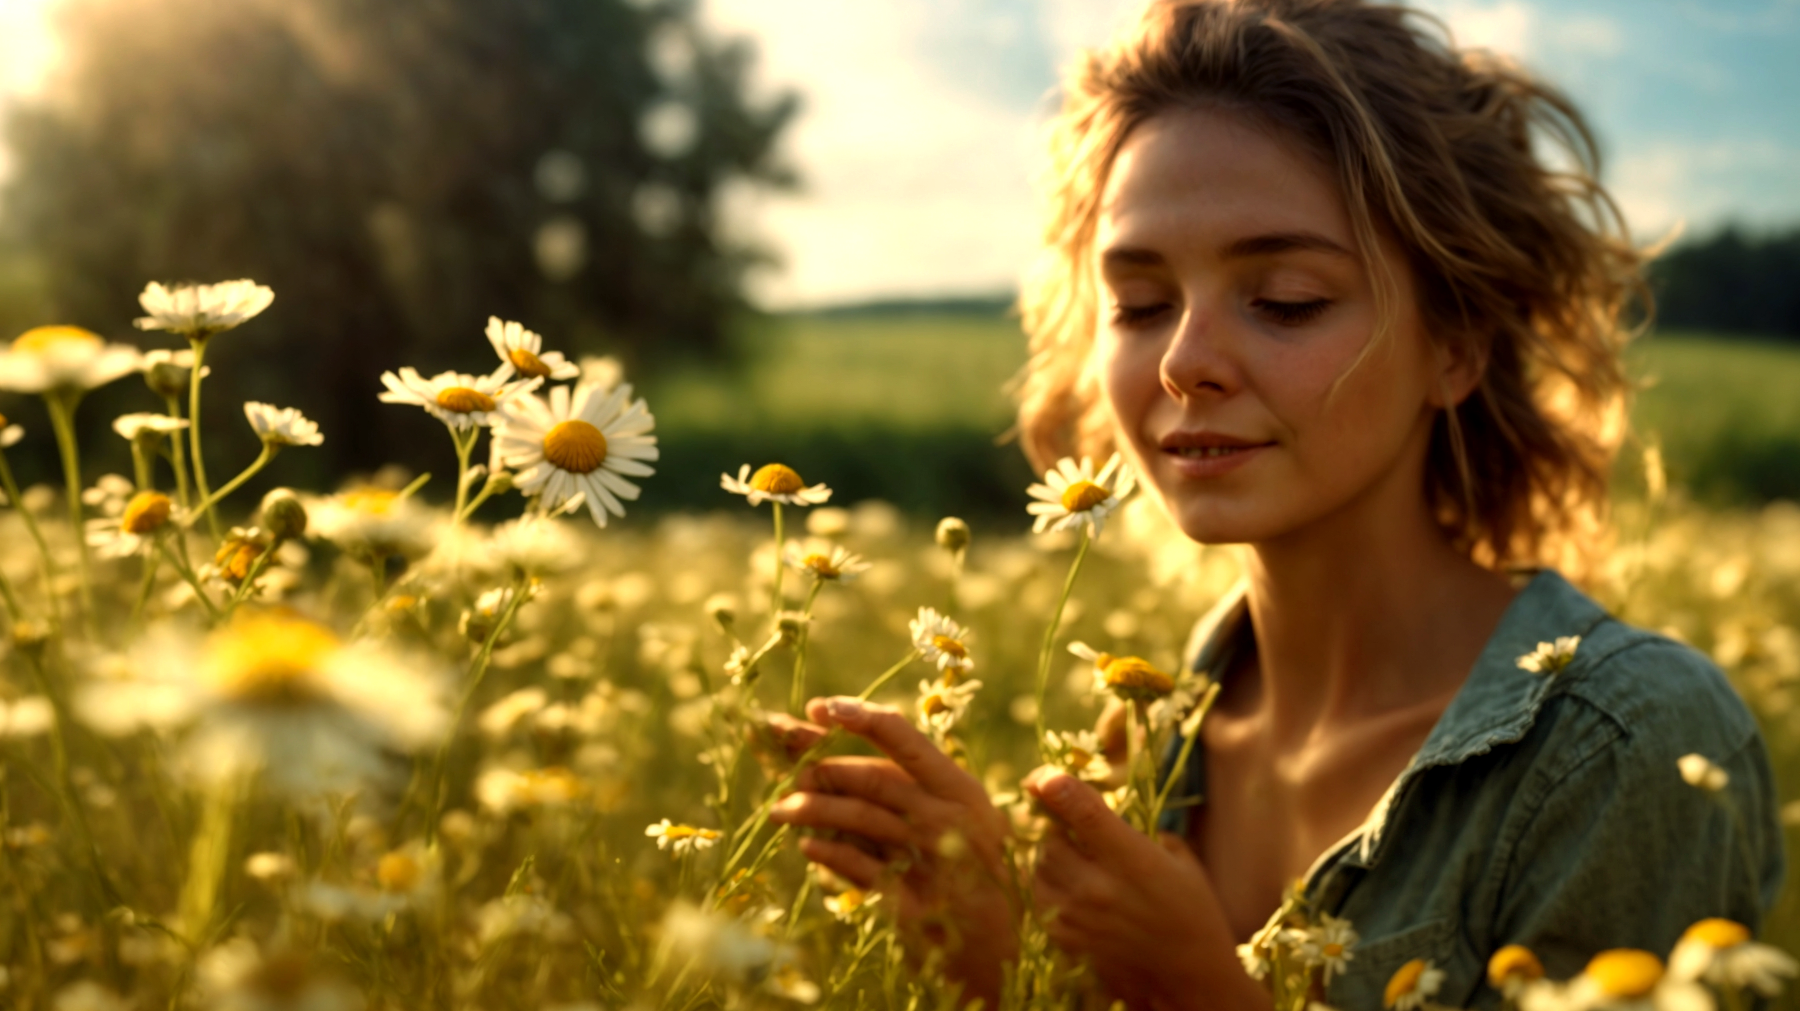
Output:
top-left (186, 337), bottom-right (222, 540)
top-left (181, 444), bottom-right (274, 527)
top-left (164, 395), bottom-right (192, 512)
top-left (178, 774), bottom-right (241, 945)
top-left (1033, 526), bottom-right (1092, 757)
top-left (131, 549), bottom-right (159, 626)
top-left (0, 447), bottom-right (60, 624)
top-left (770, 501), bottom-right (786, 616)
top-left (159, 540), bottom-right (221, 623)
top-left (44, 393), bottom-right (95, 629)
top-left (1147, 681), bottom-right (1221, 834)
top-left (130, 441), bottom-right (152, 492)
top-left (427, 574), bottom-right (530, 834)
top-left (789, 579), bottom-right (825, 714)
top-left (450, 426), bottom-right (478, 523)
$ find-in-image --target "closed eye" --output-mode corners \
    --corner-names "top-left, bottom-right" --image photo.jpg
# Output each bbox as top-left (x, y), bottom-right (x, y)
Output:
top-left (1110, 303), bottom-right (1171, 327)
top-left (1253, 298), bottom-right (1331, 326)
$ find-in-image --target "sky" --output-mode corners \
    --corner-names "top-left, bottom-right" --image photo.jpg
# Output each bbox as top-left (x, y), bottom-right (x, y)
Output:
top-left (1, 0), bottom-right (1796, 309)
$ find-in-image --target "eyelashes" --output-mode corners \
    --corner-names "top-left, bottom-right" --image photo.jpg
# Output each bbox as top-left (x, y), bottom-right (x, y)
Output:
top-left (1107, 298), bottom-right (1334, 328)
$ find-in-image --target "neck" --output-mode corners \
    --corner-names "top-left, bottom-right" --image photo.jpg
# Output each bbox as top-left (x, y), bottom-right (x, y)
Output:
top-left (1234, 437), bottom-right (1515, 750)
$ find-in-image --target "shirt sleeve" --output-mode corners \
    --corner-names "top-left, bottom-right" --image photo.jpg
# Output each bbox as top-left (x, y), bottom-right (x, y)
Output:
top-left (1488, 661), bottom-right (1784, 986)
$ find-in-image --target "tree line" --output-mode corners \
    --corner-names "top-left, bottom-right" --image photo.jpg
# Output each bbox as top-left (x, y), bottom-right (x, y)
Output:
top-left (1651, 227), bottom-right (1800, 339)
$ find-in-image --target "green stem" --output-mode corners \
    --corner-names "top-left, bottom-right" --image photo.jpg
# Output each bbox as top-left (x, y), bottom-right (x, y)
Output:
top-left (159, 540), bottom-right (221, 623)
top-left (858, 648), bottom-right (922, 703)
top-left (164, 394), bottom-right (192, 512)
top-left (789, 579), bottom-right (825, 714)
top-left (178, 774), bottom-right (241, 945)
top-left (0, 447), bottom-right (59, 625)
top-left (186, 337), bottom-right (222, 539)
top-left (181, 444), bottom-right (274, 527)
top-left (45, 394), bottom-right (94, 629)
top-left (130, 440), bottom-right (152, 492)
top-left (1034, 526), bottom-right (1092, 757)
top-left (131, 548), bottom-right (159, 626)
top-left (0, 562), bottom-right (17, 623)
top-left (1147, 682), bottom-right (1221, 835)
top-left (427, 574), bottom-right (530, 834)
top-left (770, 501), bottom-right (786, 616)
top-left (450, 426), bottom-right (477, 523)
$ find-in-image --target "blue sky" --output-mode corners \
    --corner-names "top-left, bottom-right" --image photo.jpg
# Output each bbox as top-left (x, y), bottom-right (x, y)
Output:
top-left (701, 0), bottom-right (1800, 307)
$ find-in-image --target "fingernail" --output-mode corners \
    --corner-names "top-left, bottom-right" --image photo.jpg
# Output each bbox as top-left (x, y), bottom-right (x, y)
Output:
top-left (1042, 773), bottom-right (1074, 802)
top-left (826, 698), bottom-right (863, 722)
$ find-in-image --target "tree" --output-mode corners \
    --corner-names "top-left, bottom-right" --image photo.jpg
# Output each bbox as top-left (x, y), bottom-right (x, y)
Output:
top-left (0, 0), bottom-right (796, 477)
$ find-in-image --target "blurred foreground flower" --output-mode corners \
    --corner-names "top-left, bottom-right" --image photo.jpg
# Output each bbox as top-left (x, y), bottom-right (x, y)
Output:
top-left (74, 612), bottom-right (448, 795)
top-left (134, 280), bottom-right (274, 339)
top-left (1518, 635), bottom-right (1581, 675)
top-left (646, 818), bottom-right (722, 855)
top-left (1670, 918), bottom-right (1797, 996)
top-left (1026, 453), bottom-right (1134, 538)
top-left (0, 326), bottom-right (142, 394)
top-left (1678, 754), bottom-right (1730, 793)
top-left (308, 487), bottom-right (434, 564)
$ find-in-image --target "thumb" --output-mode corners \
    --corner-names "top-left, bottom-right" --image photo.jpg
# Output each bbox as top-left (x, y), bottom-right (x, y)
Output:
top-left (1158, 831), bottom-right (1201, 868)
top-left (1030, 771), bottom-right (1134, 855)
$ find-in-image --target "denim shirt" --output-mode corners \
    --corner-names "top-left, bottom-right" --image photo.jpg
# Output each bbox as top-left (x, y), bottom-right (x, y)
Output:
top-left (1158, 569), bottom-right (1785, 1010)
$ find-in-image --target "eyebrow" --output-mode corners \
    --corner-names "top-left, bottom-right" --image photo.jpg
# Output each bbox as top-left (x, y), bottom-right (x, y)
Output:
top-left (1100, 230), bottom-right (1356, 270)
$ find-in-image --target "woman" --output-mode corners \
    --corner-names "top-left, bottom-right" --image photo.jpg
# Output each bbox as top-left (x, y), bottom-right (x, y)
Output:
top-left (769, 1), bottom-right (1784, 1007)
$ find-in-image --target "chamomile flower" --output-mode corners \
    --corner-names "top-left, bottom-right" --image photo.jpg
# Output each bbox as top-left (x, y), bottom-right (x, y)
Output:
top-left (646, 819), bottom-right (723, 855)
top-left (1070, 641), bottom-right (1175, 703)
top-left (1, 414), bottom-right (21, 448)
top-left (1532, 949), bottom-right (1711, 1011)
top-left (133, 279), bottom-right (273, 338)
top-left (85, 491), bottom-right (174, 558)
top-left (378, 365), bottom-right (542, 429)
top-left (112, 412), bottom-right (188, 443)
top-left (721, 463), bottom-right (832, 507)
top-left (1678, 754), bottom-right (1730, 793)
top-left (910, 607), bottom-right (975, 677)
top-left (476, 765), bottom-right (586, 812)
top-left (1517, 635), bottom-right (1580, 674)
top-left (1670, 918), bottom-right (1798, 997)
top-left (785, 541), bottom-right (871, 582)
top-left (823, 888), bottom-right (880, 922)
top-left (485, 317), bottom-right (581, 380)
top-left (1298, 913), bottom-right (1358, 986)
top-left (1026, 453), bottom-right (1135, 538)
top-left (244, 402), bottom-right (323, 447)
top-left (1384, 958), bottom-right (1445, 1010)
top-left (1044, 728), bottom-right (1111, 782)
top-left (489, 515), bottom-right (585, 575)
top-left (1489, 945), bottom-right (1546, 999)
top-left (493, 382), bottom-right (658, 527)
top-left (915, 677), bottom-right (982, 739)
top-left (307, 487), bottom-right (434, 562)
top-left (0, 326), bottom-right (143, 394)
top-left (73, 613), bottom-right (449, 796)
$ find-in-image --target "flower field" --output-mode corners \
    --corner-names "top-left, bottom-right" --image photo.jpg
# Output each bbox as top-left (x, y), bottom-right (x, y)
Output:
top-left (1, 281), bottom-right (1799, 1010)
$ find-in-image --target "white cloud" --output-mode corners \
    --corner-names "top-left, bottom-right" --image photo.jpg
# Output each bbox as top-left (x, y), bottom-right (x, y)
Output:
top-left (1609, 138), bottom-right (1800, 243)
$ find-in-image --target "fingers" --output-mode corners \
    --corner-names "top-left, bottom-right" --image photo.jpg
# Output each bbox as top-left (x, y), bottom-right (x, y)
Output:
top-left (1034, 825), bottom-right (1096, 891)
top-left (799, 837), bottom-right (887, 890)
top-left (795, 757), bottom-right (931, 813)
top-left (811, 697), bottom-right (986, 804)
top-left (1095, 699), bottom-right (1128, 766)
top-left (763, 712), bottom-right (828, 758)
top-left (1027, 771), bottom-right (1138, 858)
top-left (771, 791), bottom-right (915, 845)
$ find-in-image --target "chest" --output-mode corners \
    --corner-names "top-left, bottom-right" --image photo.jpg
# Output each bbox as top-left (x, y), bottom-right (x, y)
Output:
top-left (1188, 707), bottom-right (1442, 942)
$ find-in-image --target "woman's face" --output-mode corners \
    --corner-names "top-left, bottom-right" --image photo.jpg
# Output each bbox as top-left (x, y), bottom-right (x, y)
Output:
top-left (1096, 105), bottom-right (1463, 547)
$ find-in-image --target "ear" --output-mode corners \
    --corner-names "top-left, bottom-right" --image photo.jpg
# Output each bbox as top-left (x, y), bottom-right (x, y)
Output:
top-left (1426, 332), bottom-right (1489, 410)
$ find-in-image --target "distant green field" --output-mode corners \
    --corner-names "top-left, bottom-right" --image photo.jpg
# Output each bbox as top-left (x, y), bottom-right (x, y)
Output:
top-left (645, 312), bottom-right (1800, 510)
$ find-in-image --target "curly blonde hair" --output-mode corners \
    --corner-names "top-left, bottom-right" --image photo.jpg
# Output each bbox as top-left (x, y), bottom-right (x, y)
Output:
top-left (1014, 0), bottom-right (1646, 578)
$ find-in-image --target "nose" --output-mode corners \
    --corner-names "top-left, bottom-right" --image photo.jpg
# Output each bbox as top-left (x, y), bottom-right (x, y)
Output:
top-left (1159, 299), bottom-right (1239, 401)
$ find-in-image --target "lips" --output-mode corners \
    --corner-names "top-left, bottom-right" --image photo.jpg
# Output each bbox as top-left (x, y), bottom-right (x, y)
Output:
top-left (1157, 431), bottom-right (1275, 475)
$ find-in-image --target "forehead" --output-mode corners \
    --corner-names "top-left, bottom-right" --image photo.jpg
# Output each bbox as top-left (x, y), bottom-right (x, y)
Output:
top-left (1096, 106), bottom-right (1354, 254)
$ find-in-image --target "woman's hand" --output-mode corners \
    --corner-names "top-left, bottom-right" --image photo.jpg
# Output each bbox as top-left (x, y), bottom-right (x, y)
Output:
top-left (768, 696), bottom-right (1018, 1004)
top-left (1026, 769), bottom-right (1271, 1011)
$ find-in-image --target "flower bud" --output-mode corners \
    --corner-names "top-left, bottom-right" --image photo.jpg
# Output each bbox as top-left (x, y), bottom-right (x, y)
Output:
top-left (481, 469), bottom-right (515, 496)
top-left (935, 516), bottom-right (971, 554)
top-left (703, 592), bottom-right (738, 633)
top-left (144, 361), bottom-right (190, 399)
top-left (259, 488), bottom-right (308, 541)
top-left (120, 491), bottom-right (173, 535)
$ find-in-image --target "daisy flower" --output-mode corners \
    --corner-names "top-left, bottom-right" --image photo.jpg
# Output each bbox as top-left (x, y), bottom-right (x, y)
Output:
top-left (492, 382), bottom-right (658, 527)
top-left (1517, 635), bottom-right (1580, 675)
top-left (85, 490), bottom-right (174, 558)
top-left (244, 402), bottom-right (323, 447)
top-left (1384, 958), bottom-right (1445, 1011)
top-left (133, 279), bottom-right (273, 338)
top-left (1070, 641), bottom-right (1175, 703)
top-left (1678, 753), bottom-right (1730, 793)
top-left (721, 463), bottom-right (832, 507)
top-left (1670, 918), bottom-right (1798, 997)
top-left (476, 765), bottom-right (586, 812)
top-left (1026, 453), bottom-right (1135, 538)
top-left (645, 818), bottom-right (723, 855)
top-left (1531, 949), bottom-right (1711, 1011)
top-left (785, 541), bottom-right (871, 582)
top-left (307, 487), bottom-right (435, 562)
top-left (378, 365), bottom-right (542, 430)
top-left (1, 413), bottom-right (21, 448)
top-left (1297, 913), bottom-right (1358, 986)
top-left (915, 677), bottom-right (982, 739)
top-left (73, 612), bottom-right (449, 796)
top-left (112, 412), bottom-right (188, 443)
top-left (0, 326), bottom-right (143, 394)
top-left (1044, 728), bottom-right (1111, 782)
top-left (910, 607), bottom-right (975, 677)
top-left (489, 515), bottom-right (585, 576)
top-left (823, 888), bottom-right (880, 922)
top-left (485, 317), bottom-right (581, 380)
top-left (1489, 944), bottom-right (1546, 1000)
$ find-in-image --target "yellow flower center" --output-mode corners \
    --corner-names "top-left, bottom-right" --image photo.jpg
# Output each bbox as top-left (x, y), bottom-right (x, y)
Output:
top-left (13, 325), bottom-right (101, 354)
top-left (1585, 949), bottom-right (1663, 999)
top-left (837, 889), bottom-right (867, 912)
top-left (1385, 959), bottom-right (1426, 1007)
top-left (214, 535), bottom-right (265, 581)
top-left (663, 823), bottom-right (721, 841)
top-left (509, 347), bottom-right (552, 378)
top-left (1103, 656), bottom-right (1174, 697)
top-left (435, 386), bottom-right (496, 414)
top-left (922, 692), bottom-right (952, 717)
top-left (1682, 918), bottom-right (1750, 950)
top-left (1068, 746), bottom-right (1093, 768)
top-left (1488, 945), bottom-right (1545, 987)
top-left (543, 420), bottom-right (608, 473)
top-left (0, 412), bottom-right (8, 428)
top-left (1060, 479), bottom-right (1110, 512)
top-left (206, 613), bottom-right (340, 703)
top-left (521, 766), bottom-right (585, 801)
top-left (803, 552), bottom-right (840, 577)
top-left (342, 488), bottom-right (398, 515)
top-left (377, 851), bottom-right (422, 892)
top-left (1323, 942), bottom-right (1345, 958)
top-left (121, 491), bottom-right (173, 535)
top-left (750, 463), bottom-right (804, 494)
top-left (932, 635), bottom-right (968, 659)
